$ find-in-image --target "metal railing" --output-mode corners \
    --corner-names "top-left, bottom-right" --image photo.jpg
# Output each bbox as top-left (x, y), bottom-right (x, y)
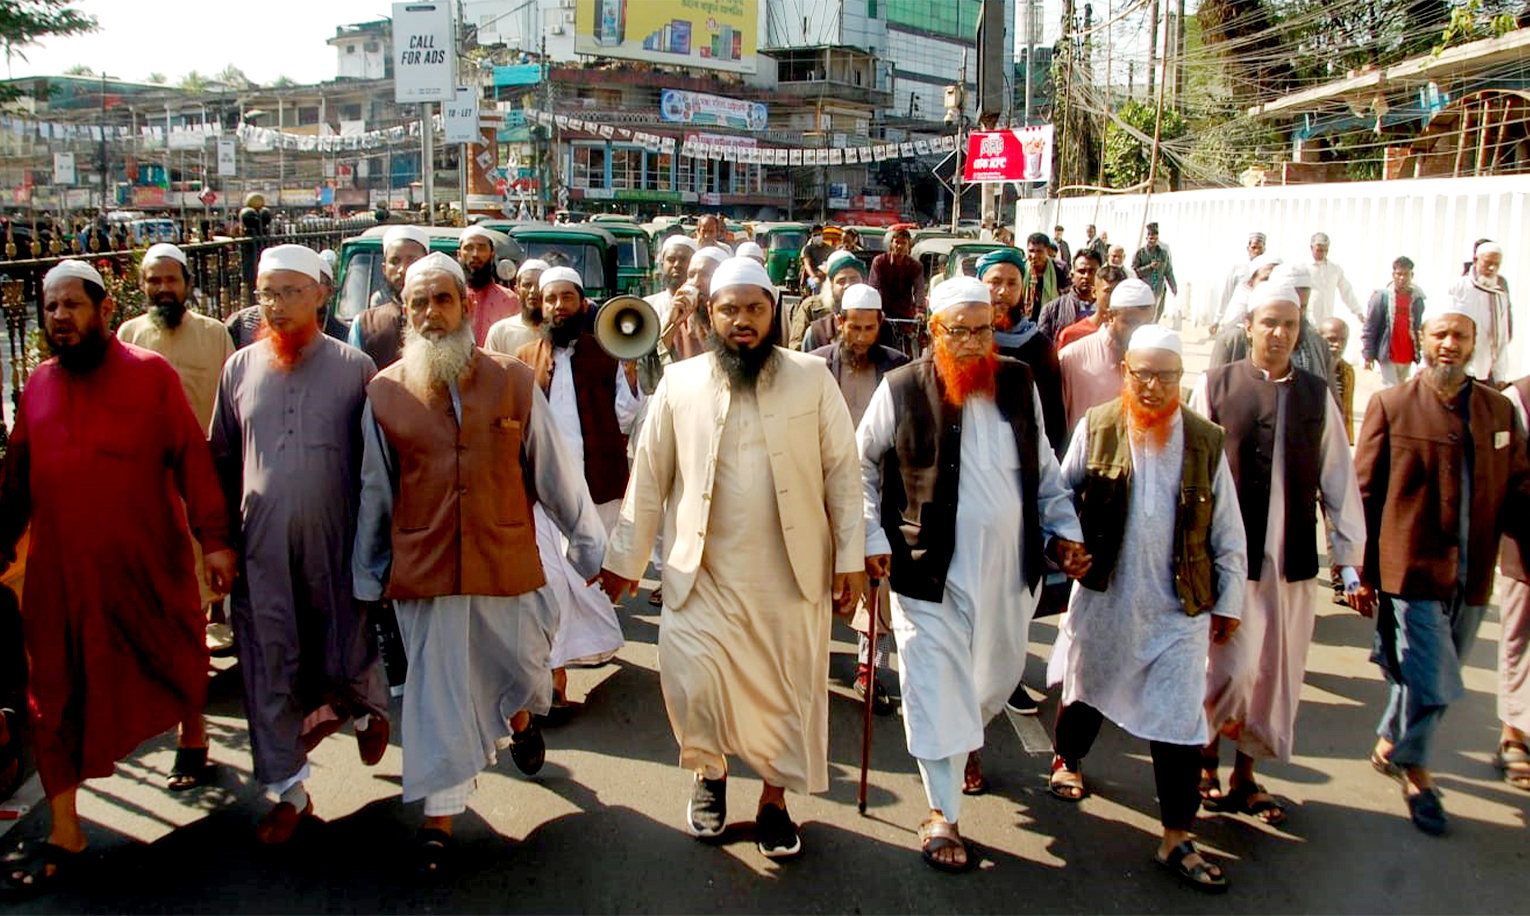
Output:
top-left (0, 216), bottom-right (376, 427)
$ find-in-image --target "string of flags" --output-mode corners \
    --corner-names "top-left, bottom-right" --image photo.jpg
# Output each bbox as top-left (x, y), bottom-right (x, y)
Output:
top-left (523, 109), bottom-right (958, 164)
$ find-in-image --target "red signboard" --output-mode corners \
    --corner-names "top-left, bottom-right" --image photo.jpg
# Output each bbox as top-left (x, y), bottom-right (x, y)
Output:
top-left (962, 125), bottom-right (1054, 184)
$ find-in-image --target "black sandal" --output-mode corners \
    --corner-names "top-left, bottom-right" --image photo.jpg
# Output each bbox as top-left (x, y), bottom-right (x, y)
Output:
top-left (2, 841), bottom-right (87, 901)
top-left (412, 827), bottom-right (454, 877)
top-left (1205, 780), bottom-right (1287, 825)
top-left (168, 746), bottom-right (214, 792)
top-left (509, 722), bottom-right (545, 776)
top-left (1155, 840), bottom-right (1227, 893)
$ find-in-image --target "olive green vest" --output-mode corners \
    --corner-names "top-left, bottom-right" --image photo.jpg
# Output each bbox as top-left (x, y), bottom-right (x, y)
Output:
top-left (1076, 399), bottom-right (1225, 616)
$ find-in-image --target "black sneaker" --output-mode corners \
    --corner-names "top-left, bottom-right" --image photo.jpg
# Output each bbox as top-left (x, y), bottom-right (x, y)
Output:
top-left (509, 721), bottom-right (545, 775)
top-left (687, 774), bottom-right (727, 838)
top-left (755, 803), bottom-right (802, 859)
top-left (1006, 684), bottom-right (1039, 715)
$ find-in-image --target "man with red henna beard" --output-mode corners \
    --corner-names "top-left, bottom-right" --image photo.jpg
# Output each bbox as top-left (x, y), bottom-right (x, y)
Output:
top-left (859, 276), bottom-right (1090, 873)
top-left (209, 244), bottom-right (392, 845)
top-left (1048, 325), bottom-right (1248, 893)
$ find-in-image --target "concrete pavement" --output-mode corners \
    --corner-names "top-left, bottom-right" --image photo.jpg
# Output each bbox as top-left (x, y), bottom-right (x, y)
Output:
top-left (3, 328), bottom-right (1526, 913)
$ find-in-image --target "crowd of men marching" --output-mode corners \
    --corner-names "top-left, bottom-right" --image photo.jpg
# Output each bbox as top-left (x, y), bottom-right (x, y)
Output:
top-left (0, 208), bottom-right (1523, 899)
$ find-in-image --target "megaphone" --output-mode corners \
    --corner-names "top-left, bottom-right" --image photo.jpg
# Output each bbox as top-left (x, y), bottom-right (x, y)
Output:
top-left (594, 295), bottom-right (660, 361)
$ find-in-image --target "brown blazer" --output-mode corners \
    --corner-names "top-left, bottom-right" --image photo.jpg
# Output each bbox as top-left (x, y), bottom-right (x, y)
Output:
top-left (1354, 375), bottom-right (1530, 604)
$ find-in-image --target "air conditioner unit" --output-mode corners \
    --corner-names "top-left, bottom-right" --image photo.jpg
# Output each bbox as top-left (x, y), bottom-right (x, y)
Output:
top-left (560, 0), bottom-right (575, 7)
top-left (550, 24), bottom-right (565, 34)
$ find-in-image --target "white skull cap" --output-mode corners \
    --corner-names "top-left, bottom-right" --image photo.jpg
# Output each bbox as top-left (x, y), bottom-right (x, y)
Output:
top-left (382, 224), bottom-right (430, 252)
top-left (538, 265), bottom-right (583, 292)
top-left (143, 243), bottom-right (187, 267)
top-left (692, 246), bottom-right (732, 268)
top-left (735, 240), bottom-right (766, 262)
top-left (459, 224), bottom-right (498, 245)
top-left (257, 244), bottom-right (324, 283)
top-left (708, 256), bottom-right (775, 295)
top-left (43, 259), bottom-right (105, 289)
top-left (1271, 262), bottom-right (1311, 290)
top-left (662, 235), bottom-right (698, 253)
top-left (1111, 278), bottom-right (1157, 309)
top-left (1421, 289), bottom-right (1478, 328)
top-left (405, 250), bottom-right (466, 287)
top-left (929, 276), bottom-right (991, 315)
top-left (516, 258), bottom-right (550, 277)
top-left (1248, 280), bottom-right (1301, 311)
top-left (841, 283), bottom-right (882, 312)
top-left (1127, 323), bottom-right (1183, 356)
top-left (1249, 252), bottom-right (1283, 273)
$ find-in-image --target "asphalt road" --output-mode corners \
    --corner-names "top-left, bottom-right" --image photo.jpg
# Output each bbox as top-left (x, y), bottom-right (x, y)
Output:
top-left (3, 328), bottom-right (1527, 914)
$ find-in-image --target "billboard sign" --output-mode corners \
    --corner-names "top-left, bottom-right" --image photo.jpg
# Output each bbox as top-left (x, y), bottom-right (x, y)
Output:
top-left (659, 89), bottom-right (766, 130)
top-left (576, 0), bottom-right (758, 74)
top-left (962, 125), bottom-right (1054, 183)
top-left (52, 152), bottom-right (75, 185)
top-left (444, 87), bottom-right (481, 144)
top-left (393, 2), bottom-right (457, 103)
top-left (217, 138), bottom-right (237, 176)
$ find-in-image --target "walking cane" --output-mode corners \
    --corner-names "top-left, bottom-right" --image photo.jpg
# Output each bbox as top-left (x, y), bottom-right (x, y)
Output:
top-left (858, 578), bottom-right (879, 815)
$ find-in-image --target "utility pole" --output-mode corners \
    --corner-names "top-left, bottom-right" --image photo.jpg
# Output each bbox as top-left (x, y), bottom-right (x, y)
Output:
top-left (1147, 0), bottom-right (1159, 98)
top-left (1174, 0), bottom-right (1187, 111)
top-left (422, 102), bottom-right (435, 224)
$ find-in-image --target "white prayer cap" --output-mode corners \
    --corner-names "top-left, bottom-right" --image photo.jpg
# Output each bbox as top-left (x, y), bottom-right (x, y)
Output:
top-left (713, 241), bottom-right (733, 255)
top-left (708, 256), bottom-right (775, 296)
top-left (735, 240), bottom-right (766, 263)
top-left (1311, 231), bottom-right (1330, 245)
top-left (538, 265), bottom-right (583, 292)
top-left (661, 235), bottom-right (698, 254)
top-left (1110, 278), bottom-right (1157, 310)
top-left (458, 224), bottom-right (498, 245)
top-left (43, 258), bottom-right (104, 289)
top-left (382, 224), bottom-right (430, 252)
top-left (143, 242), bottom-right (187, 267)
top-left (318, 249), bottom-right (337, 281)
top-left (1477, 241), bottom-right (1504, 258)
top-left (258, 244), bottom-right (324, 283)
top-left (1421, 289), bottom-right (1477, 328)
top-left (1270, 262), bottom-right (1311, 290)
top-left (1249, 253), bottom-right (1283, 273)
top-left (841, 283), bottom-right (882, 312)
top-left (1248, 231), bottom-right (1267, 243)
top-left (516, 258), bottom-right (550, 277)
top-left (929, 276), bottom-right (991, 316)
top-left (692, 245), bottom-right (731, 268)
top-left (1127, 323), bottom-right (1183, 356)
top-left (405, 250), bottom-right (466, 287)
top-left (1248, 280), bottom-right (1301, 311)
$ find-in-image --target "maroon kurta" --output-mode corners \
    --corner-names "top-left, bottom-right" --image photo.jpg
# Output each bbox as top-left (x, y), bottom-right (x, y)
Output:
top-left (0, 338), bottom-right (229, 793)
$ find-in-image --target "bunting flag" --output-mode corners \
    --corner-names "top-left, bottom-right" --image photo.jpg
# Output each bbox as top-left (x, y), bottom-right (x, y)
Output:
top-left (524, 109), bottom-right (957, 163)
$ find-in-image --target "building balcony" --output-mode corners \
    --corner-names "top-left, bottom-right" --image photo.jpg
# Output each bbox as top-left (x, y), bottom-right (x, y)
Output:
top-left (772, 79), bottom-right (892, 109)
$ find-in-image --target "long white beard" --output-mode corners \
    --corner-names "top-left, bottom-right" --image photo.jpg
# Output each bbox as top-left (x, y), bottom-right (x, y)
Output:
top-left (400, 321), bottom-right (475, 398)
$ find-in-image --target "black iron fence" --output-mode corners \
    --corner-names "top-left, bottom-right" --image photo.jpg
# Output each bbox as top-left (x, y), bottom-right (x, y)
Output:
top-left (0, 216), bottom-right (378, 427)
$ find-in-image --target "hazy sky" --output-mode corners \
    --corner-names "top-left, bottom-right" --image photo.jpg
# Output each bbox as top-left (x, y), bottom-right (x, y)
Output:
top-left (3, 0), bottom-right (1154, 90)
top-left (5, 0), bottom-right (395, 86)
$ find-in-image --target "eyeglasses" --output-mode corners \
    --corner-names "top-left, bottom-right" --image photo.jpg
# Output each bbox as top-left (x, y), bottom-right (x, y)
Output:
top-left (255, 284), bottom-right (317, 305)
top-left (1127, 367), bottom-right (1184, 387)
top-left (941, 324), bottom-right (994, 342)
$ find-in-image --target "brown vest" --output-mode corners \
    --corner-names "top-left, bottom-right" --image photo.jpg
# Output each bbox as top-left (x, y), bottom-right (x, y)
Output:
top-left (515, 332), bottom-right (630, 505)
top-left (1076, 398), bottom-right (1225, 617)
top-left (877, 356), bottom-right (1043, 601)
top-left (356, 302), bottom-right (406, 369)
top-left (1500, 376), bottom-right (1530, 582)
top-left (366, 350), bottom-right (545, 600)
top-left (1203, 359), bottom-right (1328, 582)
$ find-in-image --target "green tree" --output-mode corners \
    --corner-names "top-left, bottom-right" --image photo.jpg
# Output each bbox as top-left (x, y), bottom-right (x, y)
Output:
top-left (268, 74), bottom-right (297, 88)
top-left (0, 0), bottom-right (95, 69)
top-left (146, 72), bottom-right (166, 84)
top-left (1103, 99), bottom-right (1188, 188)
top-left (214, 64), bottom-right (253, 89)
top-left (61, 61), bottom-right (91, 75)
top-left (178, 70), bottom-right (209, 93)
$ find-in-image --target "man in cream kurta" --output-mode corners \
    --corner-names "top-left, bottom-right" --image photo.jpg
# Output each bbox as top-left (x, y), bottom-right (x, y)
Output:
top-left (600, 257), bottom-right (865, 860)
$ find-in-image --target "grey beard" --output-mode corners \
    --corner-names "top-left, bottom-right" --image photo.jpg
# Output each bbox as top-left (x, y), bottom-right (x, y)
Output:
top-left (400, 320), bottom-right (476, 399)
top-left (1423, 360), bottom-right (1468, 392)
top-left (149, 296), bottom-right (188, 329)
